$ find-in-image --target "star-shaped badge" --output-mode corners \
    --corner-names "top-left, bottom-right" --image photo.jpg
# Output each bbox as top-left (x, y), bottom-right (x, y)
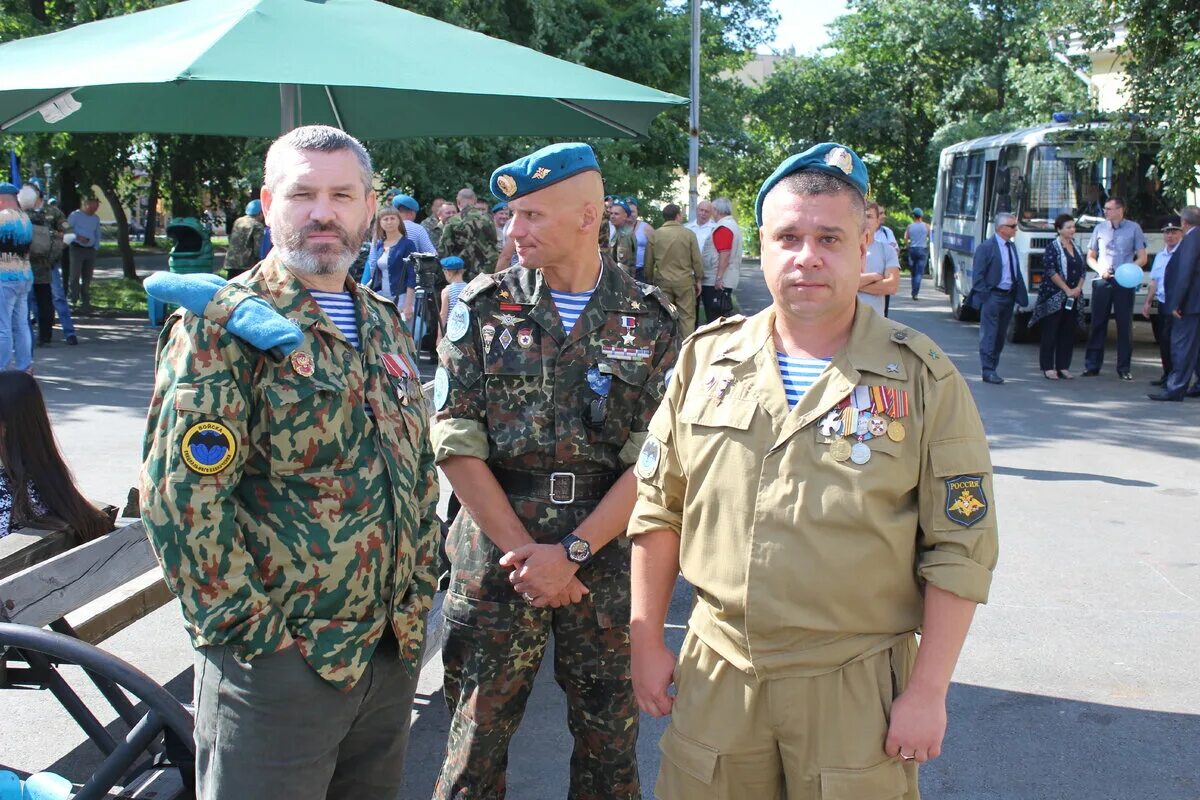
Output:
top-left (928, 349), bottom-right (941, 360)
top-left (886, 363), bottom-right (899, 374)
top-left (622, 332), bottom-right (636, 346)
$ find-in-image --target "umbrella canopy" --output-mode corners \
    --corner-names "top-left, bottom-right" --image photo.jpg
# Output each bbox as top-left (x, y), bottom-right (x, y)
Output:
top-left (0, 0), bottom-right (686, 139)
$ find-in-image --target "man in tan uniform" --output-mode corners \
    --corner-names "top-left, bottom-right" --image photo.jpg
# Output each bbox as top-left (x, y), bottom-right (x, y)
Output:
top-left (645, 203), bottom-right (704, 337)
top-left (628, 142), bottom-right (998, 800)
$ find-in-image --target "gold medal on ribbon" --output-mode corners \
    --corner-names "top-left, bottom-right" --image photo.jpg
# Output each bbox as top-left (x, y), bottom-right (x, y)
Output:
top-left (887, 420), bottom-right (906, 442)
top-left (829, 438), bottom-right (852, 462)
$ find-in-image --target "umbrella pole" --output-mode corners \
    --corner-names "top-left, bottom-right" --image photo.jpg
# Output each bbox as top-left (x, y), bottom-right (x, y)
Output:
top-left (280, 84), bottom-right (300, 133)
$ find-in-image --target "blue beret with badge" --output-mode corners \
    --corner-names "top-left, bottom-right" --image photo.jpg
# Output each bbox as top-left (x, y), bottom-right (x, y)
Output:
top-left (392, 194), bottom-right (420, 212)
top-left (754, 142), bottom-right (870, 227)
top-left (490, 143), bottom-right (600, 202)
top-left (0, 182), bottom-right (18, 196)
top-left (491, 202), bottom-right (508, 213)
top-left (612, 198), bottom-right (632, 215)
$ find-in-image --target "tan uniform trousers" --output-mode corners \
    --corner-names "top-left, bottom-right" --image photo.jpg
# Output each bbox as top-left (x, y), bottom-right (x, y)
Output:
top-left (656, 632), bottom-right (919, 800)
top-left (657, 282), bottom-right (698, 339)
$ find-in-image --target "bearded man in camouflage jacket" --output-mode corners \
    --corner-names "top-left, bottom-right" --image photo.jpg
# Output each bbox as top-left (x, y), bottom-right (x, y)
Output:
top-left (141, 125), bottom-right (438, 800)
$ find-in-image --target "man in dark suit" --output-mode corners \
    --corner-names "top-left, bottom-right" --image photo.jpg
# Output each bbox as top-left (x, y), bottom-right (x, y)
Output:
top-left (971, 213), bottom-right (1029, 384)
top-left (1149, 205), bottom-right (1200, 401)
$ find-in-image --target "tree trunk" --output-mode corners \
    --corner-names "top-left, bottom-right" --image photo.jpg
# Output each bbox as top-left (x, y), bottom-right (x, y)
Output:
top-left (99, 181), bottom-right (138, 280)
top-left (58, 164), bottom-right (81, 218)
top-left (27, 0), bottom-right (47, 22)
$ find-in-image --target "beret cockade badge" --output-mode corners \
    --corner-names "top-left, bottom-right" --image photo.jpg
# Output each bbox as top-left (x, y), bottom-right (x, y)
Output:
top-left (496, 174), bottom-right (518, 197)
top-left (826, 146), bottom-right (854, 175)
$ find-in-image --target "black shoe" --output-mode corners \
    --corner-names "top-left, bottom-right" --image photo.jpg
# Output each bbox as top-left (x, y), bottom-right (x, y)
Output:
top-left (982, 374), bottom-right (1005, 384)
top-left (66, 335), bottom-right (78, 345)
top-left (1119, 372), bottom-right (1133, 381)
top-left (1186, 389), bottom-right (1200, 398)
top-left (1150, 377), bottom-right (1167, 386)
top-left (38, 339), bottom-right (51, 347)
top-left (1082, 369), bottom-right (1100, 377)
top-left (1148, 392), bottom-right (1183, 401)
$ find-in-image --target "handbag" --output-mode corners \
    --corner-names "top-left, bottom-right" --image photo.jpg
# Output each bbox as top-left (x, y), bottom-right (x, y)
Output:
top-left (715, 288), bottom-right (734, 316)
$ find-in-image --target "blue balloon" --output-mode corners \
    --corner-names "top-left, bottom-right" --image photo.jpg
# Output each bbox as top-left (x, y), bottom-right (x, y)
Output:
top-left (1114, 262), bottom-right (1142, 289)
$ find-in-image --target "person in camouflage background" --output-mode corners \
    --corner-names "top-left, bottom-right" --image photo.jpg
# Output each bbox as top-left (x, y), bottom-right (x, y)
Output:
top-left (608, 197), bottom-right (637, 277)
top-left (439, 186), bottom-right (499, 281)
top-left (141, 125), bottom-right (439, 800)
top-left (24, 181), bottom-right (69, 345)
top-left (431, 143), bottom-right (680, 800)
top-left (223, 199), bottom-right (265, 278)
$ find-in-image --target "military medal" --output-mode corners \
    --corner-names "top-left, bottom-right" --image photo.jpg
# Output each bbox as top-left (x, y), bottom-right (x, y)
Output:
top-left (290, 351), bottom-right (315, 377)
top-left (498, 328), bottom-right (514, 350)
top-left (829, 438), bottom-right (852, 462)
top-left (493, 312), bottom-right (521, 328)
top-left (517, 328), bottom-right (534, 349)
top-left (818, 410), bottom-right (843, 438)
top-left (887, 420), bottom-right (906, 442)
top-left (481, 324), bottom-right (496, 353)
top-left (868, 416), bottom-right (889, 438)
top-left (850, 441), bottom-right (872, 464)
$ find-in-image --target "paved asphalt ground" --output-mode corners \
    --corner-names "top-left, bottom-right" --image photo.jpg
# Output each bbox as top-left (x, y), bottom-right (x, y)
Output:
top-left (3, 259), bottom-right (1199, 799)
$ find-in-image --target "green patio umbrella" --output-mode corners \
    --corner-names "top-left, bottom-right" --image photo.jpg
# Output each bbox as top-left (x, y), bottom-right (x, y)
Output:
top-left (0, 0), bottom-right (685, 139)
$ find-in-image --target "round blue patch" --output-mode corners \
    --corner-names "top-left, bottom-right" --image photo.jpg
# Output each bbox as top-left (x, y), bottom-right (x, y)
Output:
top-left (434, 366), bottom-right (450, 411)
top-left (446, 303), bottom-right (470, 342)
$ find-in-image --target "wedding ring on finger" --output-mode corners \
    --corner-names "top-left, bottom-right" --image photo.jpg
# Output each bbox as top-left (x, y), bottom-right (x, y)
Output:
top-left (900, 752), bottom-right (916, 761)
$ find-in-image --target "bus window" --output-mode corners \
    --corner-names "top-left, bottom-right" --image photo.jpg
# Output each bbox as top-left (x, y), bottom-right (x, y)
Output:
top-left (990, 146), bottom-right (1025, 218)
top-left (946, 154), bottom-right (984, 218)
top-left (1022, 144), bottom-right (1172, 232)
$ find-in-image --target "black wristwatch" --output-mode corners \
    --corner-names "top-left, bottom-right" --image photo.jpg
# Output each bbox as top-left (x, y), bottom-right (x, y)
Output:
top-left (560, 533), bottom-right (592, 566)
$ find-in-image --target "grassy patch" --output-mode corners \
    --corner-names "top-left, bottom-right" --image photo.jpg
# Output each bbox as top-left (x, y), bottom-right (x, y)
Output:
top-left (88, 278), bottom-right (147, 316)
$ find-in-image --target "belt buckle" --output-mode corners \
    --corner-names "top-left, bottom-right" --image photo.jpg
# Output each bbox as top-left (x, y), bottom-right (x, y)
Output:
top-left (549, 472), bottom-right (576, 504)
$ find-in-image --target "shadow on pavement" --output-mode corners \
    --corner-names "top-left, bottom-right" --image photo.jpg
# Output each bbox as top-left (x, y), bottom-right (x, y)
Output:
top-left (923, 683), bottom-right (1200, 799)
top-left (992, 465), bottom-right (1158, 488)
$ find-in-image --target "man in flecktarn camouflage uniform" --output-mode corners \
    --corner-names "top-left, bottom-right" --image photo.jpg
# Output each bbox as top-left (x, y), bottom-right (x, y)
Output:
top-left (141, 125), bottom-right (438, 800)
top-left (439, 186), bottom-right (499, 280)
top-left (223, 198), bottom-right (265, 278)
top-left (430, 142), bottom-right (680, 799)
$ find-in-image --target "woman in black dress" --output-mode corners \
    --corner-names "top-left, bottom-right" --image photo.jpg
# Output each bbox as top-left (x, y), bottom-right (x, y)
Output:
top-left (1030, 213), bottom-right (1087, 379)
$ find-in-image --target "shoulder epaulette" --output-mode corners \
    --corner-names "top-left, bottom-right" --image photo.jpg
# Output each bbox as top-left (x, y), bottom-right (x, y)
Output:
top-left (889, 327), bottom-right (954, 380)
top-left (459, 272), bottom-right (500, 304)
top-left (690, 314), bottom-right (747, 339)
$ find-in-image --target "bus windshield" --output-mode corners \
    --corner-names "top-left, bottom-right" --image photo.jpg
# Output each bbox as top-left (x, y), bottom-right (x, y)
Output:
top-left (1021, 144), bottom-right (1175, 232)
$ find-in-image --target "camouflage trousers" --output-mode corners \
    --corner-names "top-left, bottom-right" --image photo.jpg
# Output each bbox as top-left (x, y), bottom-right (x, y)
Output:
top-left (434, 504), bottom-right (639, 800)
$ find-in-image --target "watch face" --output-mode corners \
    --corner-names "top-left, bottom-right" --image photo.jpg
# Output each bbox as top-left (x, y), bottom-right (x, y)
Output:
top-left (568, 539), bottom-right (590, 562)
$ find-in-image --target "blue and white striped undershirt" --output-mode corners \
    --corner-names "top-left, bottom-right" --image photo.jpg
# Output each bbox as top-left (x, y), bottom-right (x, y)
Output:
top-left (777, 353), bottom-right (830, 408)
top-left (310, 290), bottom-right (372, 419)
top-left (550, 288), bottom-right (593, 334)
top-left (310, 291), bottom-right (360, 350)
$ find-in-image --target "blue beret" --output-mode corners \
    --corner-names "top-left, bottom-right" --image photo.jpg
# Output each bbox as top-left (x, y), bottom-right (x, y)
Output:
top-left (0, 182), bottom-right (18, 196)
top-left (912, 207), bottom-right (924, 217)
top-left (391, 194), bottom-right (419, 212)
top-left (491, 202), bottom-right (508, 213)
top-left (755, 142), bottom-right (870, 226)
top-left (624, 196), bottom-right (639, 207)
top-left (490, 143), bottom-right (600, 202)
top-left (245, 199), bottom-right (262, 216)
top-left (612, 198), bottom-right (632, 215)
top-left (440, 256), bottom-right (465, 270)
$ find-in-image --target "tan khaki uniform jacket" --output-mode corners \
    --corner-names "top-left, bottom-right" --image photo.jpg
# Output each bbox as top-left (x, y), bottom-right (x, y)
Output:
top-left (629, 304), bottom-right (998, 680)
top-left (645, 221), bottom-right (704, 289)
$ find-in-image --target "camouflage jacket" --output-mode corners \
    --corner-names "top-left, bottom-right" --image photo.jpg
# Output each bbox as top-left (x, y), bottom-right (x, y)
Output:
top-left (611, 224), bottom-right (637, 276)
top-left (224, 215), bottom-right (265, 275)
top-left (432, 254), bottom-right (678, 474)
top-left (439, 207), bottom-right (498, 279)
top-left (140, 254), bottom-right (439, 691)
top-left (28, 204), bottom-right (66, 282)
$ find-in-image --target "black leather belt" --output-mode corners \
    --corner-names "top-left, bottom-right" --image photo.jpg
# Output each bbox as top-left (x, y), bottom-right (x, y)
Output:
top-left (492, 468), bottom-right (619, 504)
